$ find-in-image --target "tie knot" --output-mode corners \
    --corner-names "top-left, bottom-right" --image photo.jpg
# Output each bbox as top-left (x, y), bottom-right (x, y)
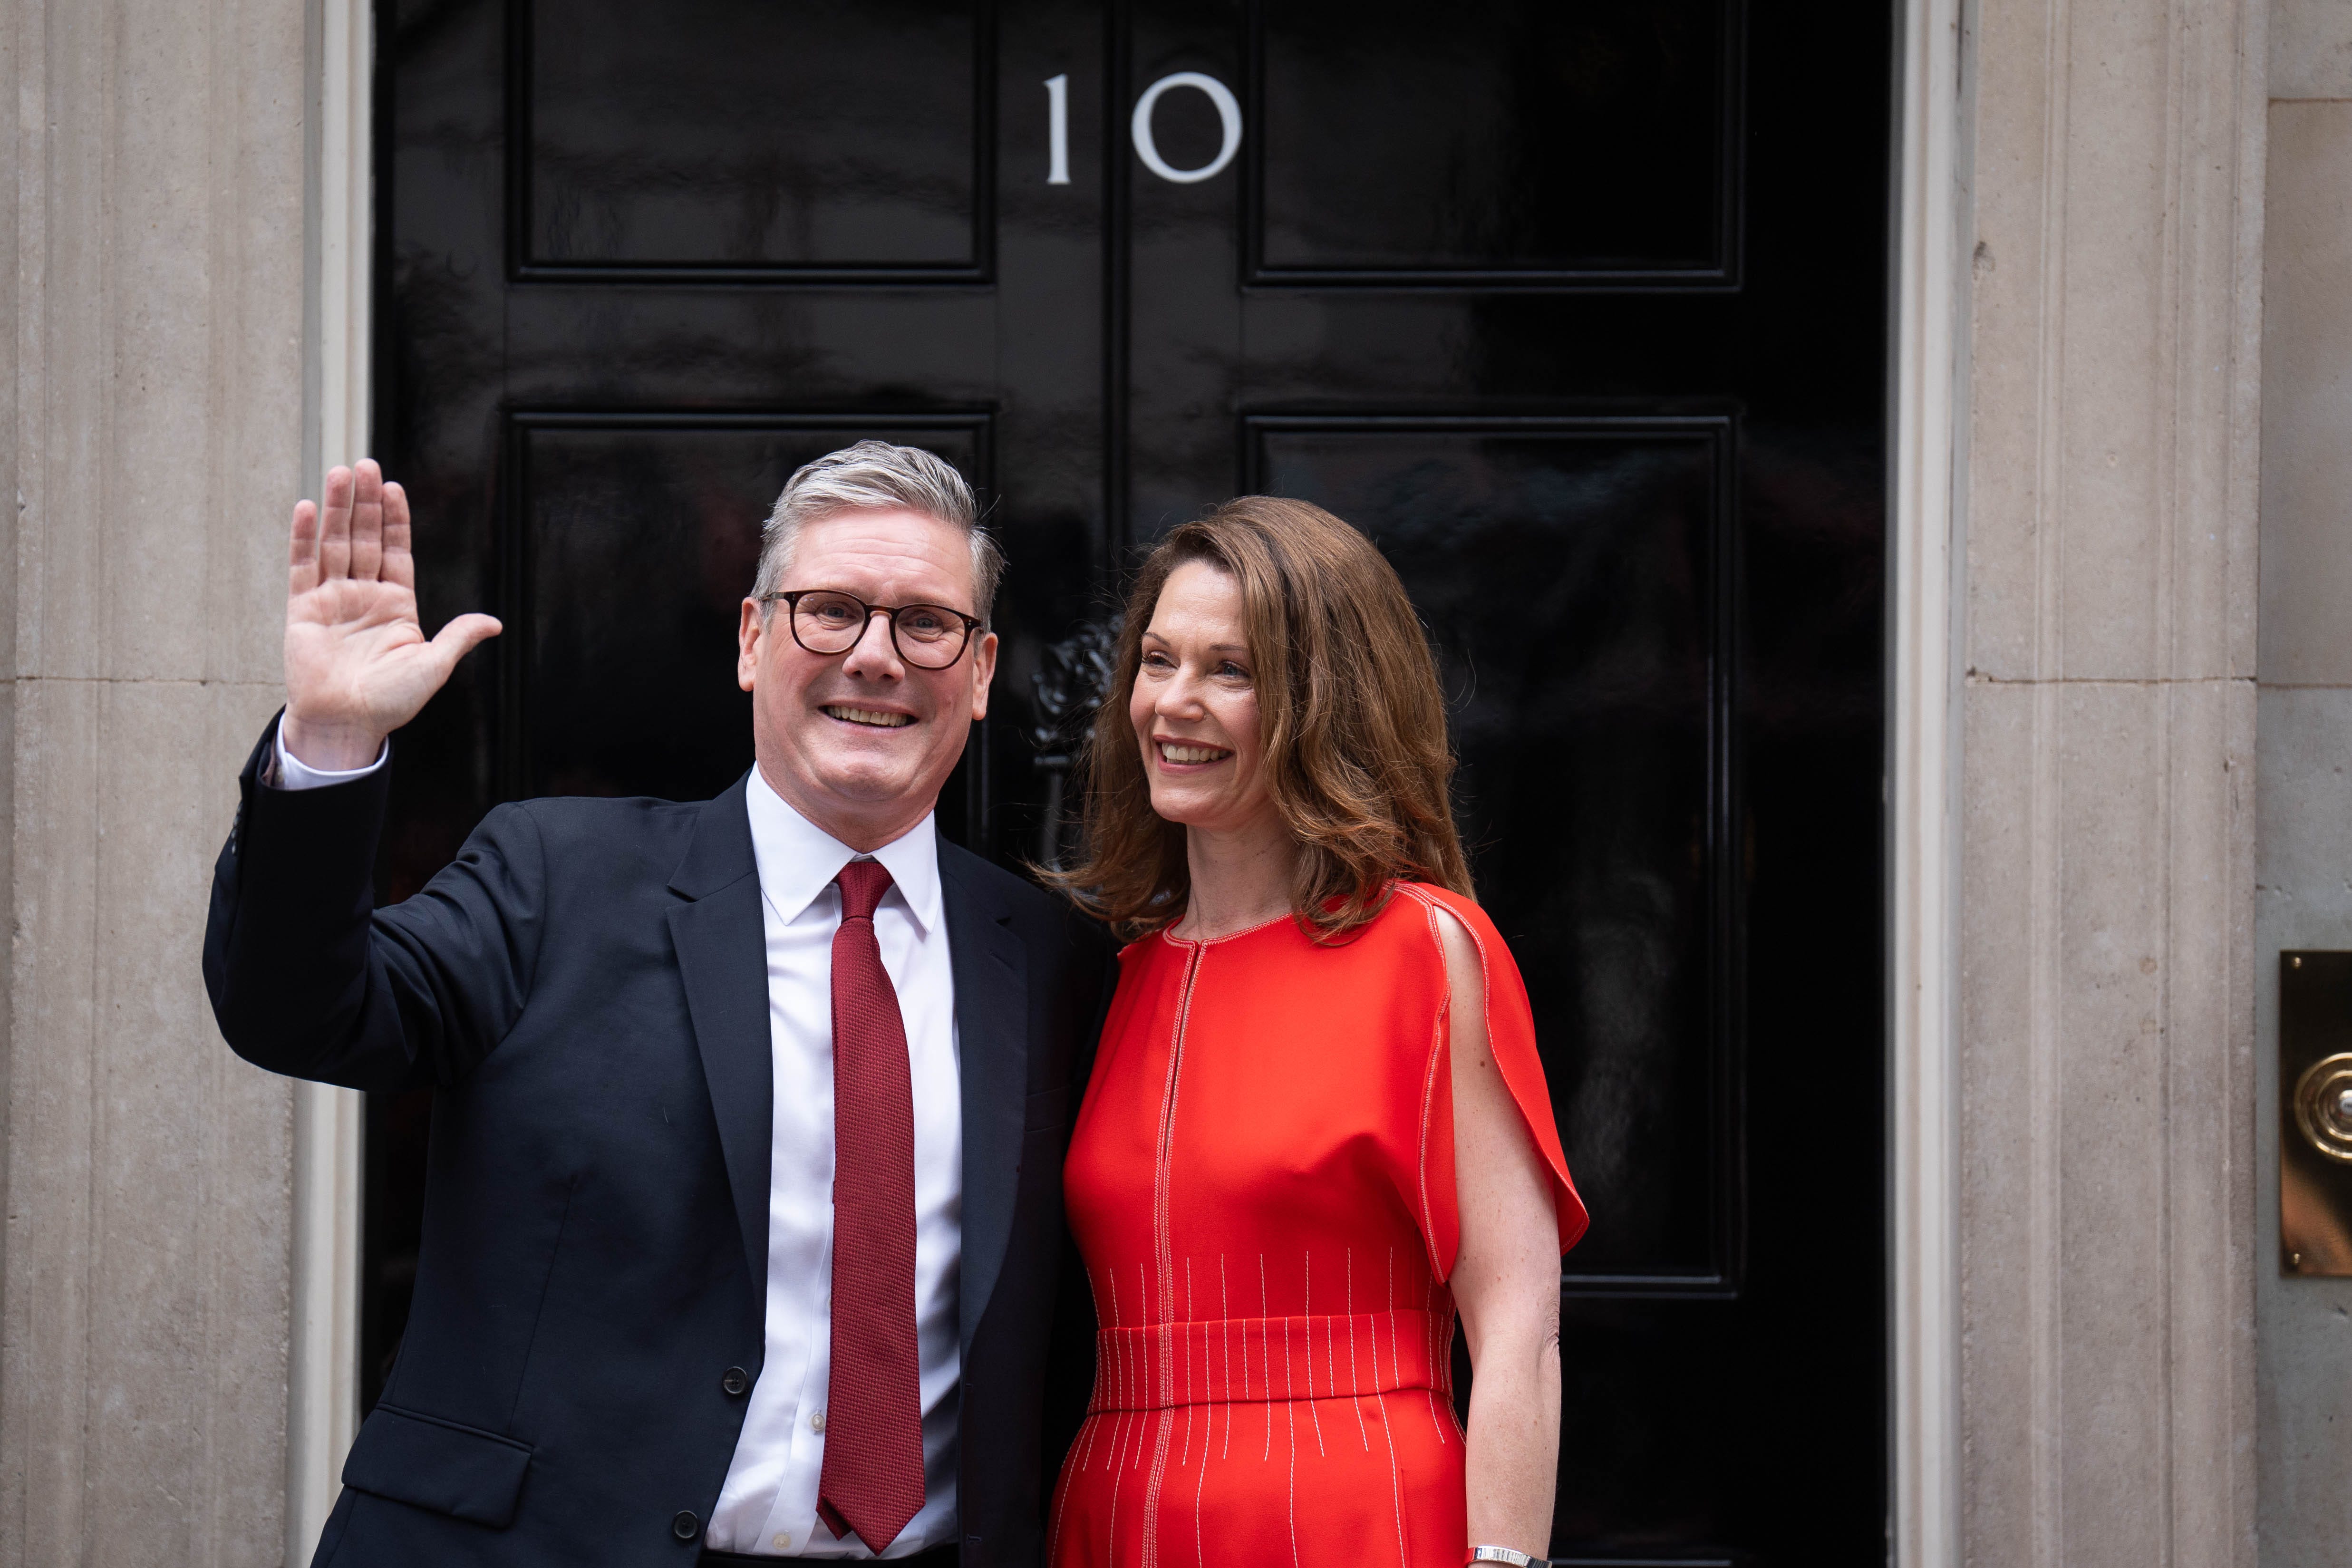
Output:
top-left (835, 859), bottom-right (894, 922)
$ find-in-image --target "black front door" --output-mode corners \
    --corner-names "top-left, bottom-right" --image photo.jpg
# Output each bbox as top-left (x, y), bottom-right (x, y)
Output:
top-left (371, 3), bottom-right (1888, 1559)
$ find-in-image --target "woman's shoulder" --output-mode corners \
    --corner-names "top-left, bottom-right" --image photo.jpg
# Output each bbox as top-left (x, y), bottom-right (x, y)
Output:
top-left (1383, 880), bottom-right (1507, 950)
top-left (1382, 881), bottom-right (1533, 1002)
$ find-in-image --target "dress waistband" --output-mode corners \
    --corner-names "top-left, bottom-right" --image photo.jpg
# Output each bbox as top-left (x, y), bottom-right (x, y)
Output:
top-left (1089, 1309), bottom-right (1447, 1414)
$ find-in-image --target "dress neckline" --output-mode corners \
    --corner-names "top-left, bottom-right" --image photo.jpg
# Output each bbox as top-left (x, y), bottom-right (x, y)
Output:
top-left (1156, 907), bottom-right (1298, 949)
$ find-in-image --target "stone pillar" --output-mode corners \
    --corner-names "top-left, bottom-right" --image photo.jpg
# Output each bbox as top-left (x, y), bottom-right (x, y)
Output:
top-left (0, 0), bottom-right (309, 1563)
top-left (1955, 0), bottom-right (2265, 1561)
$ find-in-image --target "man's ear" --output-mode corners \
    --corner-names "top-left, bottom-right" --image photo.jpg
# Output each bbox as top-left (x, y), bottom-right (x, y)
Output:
top-left (968, 629), bottom-right (999, 723)
top-left (737, 599), bottom-right (763, 693)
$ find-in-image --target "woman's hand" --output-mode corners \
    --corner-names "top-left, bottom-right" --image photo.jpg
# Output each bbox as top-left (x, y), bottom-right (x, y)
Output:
top-left (1436, 906), bottom-right (1563, 1562)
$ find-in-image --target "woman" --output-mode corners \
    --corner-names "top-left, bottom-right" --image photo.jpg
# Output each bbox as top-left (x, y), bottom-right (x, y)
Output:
top-left (1046, 498), bottom-right (1588, 1568)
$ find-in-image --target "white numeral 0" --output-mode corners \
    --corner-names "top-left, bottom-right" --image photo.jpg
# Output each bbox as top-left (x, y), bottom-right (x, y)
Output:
top-left (1130, 71), bottom-right (1242, 184)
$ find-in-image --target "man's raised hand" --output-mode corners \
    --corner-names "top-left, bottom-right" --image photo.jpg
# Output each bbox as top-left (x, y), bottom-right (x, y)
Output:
top-left (281, 461), bottom-right (501, 771)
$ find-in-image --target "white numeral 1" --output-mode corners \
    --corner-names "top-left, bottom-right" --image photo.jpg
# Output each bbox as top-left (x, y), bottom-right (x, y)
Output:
top-left (1045, 74), bottom-right (1071, 185)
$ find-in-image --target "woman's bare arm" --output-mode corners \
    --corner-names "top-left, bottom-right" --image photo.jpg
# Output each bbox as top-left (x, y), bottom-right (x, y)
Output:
top-left (1435, 905), bottom-right (1562, 1561)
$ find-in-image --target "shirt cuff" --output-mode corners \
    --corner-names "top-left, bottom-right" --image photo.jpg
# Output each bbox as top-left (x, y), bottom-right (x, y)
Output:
top-left (270, 715), bottom-right (389, 791)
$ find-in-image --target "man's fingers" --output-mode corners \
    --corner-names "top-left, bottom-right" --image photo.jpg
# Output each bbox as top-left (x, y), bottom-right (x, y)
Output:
top-left (288, 499), bottom-right (320, 597)
top-left (381, 481), bottom-right (416, 591)
top-left (350, 459), bottom-right (386, 582)
top-left (428, 613), bottom-right (503, 677)
top-left (319, 465), bottom-right (355, 582)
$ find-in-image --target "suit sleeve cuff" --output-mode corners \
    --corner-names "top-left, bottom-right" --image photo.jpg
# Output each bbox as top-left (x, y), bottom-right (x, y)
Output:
top-left (270, 715), bottom-right (389, 791)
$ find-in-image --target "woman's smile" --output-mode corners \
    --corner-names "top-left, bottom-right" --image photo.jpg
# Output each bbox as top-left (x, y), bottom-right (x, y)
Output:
top-left (1153, 736), bottom-right (1234, 768)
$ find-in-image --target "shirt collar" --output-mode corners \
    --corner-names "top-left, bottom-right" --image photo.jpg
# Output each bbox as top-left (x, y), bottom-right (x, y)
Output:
top-left (742, 765), bottom-right (942, 936)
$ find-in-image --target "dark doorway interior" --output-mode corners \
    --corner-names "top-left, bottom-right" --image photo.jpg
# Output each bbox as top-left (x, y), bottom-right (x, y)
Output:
top-left (368, 2), bottom-right (1889, 1559)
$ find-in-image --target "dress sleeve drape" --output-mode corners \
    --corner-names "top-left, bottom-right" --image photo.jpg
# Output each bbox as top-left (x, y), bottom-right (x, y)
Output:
top-left (1398, 883), bottom-right (1590, 1279)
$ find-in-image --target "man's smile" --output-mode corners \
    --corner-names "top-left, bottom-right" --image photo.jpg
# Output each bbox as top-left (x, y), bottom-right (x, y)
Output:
top-left (823, 703), bottom-right (916, 729)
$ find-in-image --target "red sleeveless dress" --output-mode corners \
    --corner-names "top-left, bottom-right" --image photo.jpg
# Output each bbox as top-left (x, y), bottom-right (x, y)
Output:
top-left (1049, 883), bottom-right (1587, 1568)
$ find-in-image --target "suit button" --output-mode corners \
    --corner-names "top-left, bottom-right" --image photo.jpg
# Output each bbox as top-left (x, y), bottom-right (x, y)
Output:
top-left (671, 1510), bottom-right (700, 1542)
top-left (721, 1366), bottom-right (750, 1396)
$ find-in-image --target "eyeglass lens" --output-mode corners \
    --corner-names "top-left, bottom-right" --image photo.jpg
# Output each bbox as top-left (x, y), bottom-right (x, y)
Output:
top-left (791, 591), bottom-right (969, 668)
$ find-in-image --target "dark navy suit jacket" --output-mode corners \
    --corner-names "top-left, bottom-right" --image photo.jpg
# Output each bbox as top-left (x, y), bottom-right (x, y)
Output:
top-left (203, 721), bottom-right (1113, 1568)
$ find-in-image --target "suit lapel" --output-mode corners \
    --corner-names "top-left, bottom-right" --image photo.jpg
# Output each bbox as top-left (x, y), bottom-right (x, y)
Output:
top-left (666, 775), bottom-right (773, 1296)
top-left (940, 838), bottom-right (1028, 1354)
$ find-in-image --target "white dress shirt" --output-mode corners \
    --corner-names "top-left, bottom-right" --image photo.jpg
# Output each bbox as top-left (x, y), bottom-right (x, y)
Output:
top-left (269, 722), bottom-right (965, 1558)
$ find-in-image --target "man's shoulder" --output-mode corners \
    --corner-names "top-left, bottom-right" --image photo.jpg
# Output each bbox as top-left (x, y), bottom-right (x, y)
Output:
top-left (503, 791), bottom-right (710, 842)
top-left (482, 791), bottom-right (728, 888)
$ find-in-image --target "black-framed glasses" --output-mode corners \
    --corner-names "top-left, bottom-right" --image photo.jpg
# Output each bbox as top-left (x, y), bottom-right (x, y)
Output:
top-left (758, 589), bottom-right (983, 670)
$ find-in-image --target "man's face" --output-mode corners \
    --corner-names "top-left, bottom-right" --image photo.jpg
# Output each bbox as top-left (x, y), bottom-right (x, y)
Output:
top-left (737, 507), bottom-right (997, 850)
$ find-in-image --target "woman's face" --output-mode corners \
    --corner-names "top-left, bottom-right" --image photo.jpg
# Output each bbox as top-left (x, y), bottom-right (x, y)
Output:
top-left (1129, 559), bottom-right (1277, 836)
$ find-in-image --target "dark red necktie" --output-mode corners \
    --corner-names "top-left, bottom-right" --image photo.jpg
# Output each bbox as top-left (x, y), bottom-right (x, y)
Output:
top-left (815, 859), bottom-right (926, 1552)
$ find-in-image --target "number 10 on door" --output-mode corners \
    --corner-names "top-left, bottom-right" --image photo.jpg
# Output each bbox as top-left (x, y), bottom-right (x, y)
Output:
top-left (1044, 71), bottom-right (1246, 187)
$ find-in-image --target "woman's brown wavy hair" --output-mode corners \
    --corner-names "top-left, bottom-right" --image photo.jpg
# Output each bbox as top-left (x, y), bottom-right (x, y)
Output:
top-left (1050, 496), bottom-right (1472, 940)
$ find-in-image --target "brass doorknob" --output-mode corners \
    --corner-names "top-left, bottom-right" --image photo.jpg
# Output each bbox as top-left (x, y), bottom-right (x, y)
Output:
top-left (2294, 1052), bottom-right (2352, 1163)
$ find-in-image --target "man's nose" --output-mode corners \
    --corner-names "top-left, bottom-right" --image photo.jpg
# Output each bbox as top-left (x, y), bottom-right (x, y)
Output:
top-left (838, 610), bottom-right (903, 678)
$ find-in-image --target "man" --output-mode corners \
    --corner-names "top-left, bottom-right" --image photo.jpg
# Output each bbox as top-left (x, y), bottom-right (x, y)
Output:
top-left (204, 443), bottom-right (1112, 1567)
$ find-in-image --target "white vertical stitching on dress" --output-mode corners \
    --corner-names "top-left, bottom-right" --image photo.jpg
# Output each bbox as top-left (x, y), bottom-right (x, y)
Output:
top-left (1137, 1261), bottom-right (1152, 1467)
top-left (1286, 1390), bottom-right (1301, 1568)
top-left (1345, 1249), bottom-right (1370, 1451)
top-left (1411, 893), bottom-right (1449, 1278)
top-left (1259, 1255), bottom-right (1273, 1462)
top-left (1104, 1272), bottom-right (1127, 1563)
top-left (1236, 1263), bottom-right (1251, 1403)
top-left (1102, 1269), bottom-right (1123, 1471)
top-left (1191, 1285), bottom-right (1209, 1568)
top-left (1375, 1390), bottom-right (1411, 1568)
top-left (1179, 1259), bottom-right (1197, 1467)
top-left (1381, 1249), bottom-right (1394, 1404)
top-left (1403, 883), bottom-right (1500, 1086)
top-left (1194, 1407), bottom-right (1210, 1568)
top-left (1220, 1254), bottom-right (1234, 1460)
top-left (1105, 1407), bottom-right (1125, 1560)
top-left (1372, 1247), bottom-right (1412, 1564)
top-left (1299, 1252), bottom-right (1328, 1458)
top-left (1141, 943), bottom-right (1205, 1568)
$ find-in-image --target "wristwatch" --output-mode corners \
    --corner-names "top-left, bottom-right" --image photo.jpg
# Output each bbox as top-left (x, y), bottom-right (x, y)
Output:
top-left (1467, 1549), bottom-right (1541, 1567)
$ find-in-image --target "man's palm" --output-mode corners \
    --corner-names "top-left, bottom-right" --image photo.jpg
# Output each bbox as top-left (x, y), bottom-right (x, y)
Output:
top-left (282, 461), bottom-right (500, 770)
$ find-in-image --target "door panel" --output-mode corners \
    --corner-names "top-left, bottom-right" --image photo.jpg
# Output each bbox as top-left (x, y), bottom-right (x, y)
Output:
top-left (373, 2), bottom-right (1888, 1559)
top-left (1248, 0), bottom-right (1739, 284)
top-left (521, 0), bottom-right (990, 277)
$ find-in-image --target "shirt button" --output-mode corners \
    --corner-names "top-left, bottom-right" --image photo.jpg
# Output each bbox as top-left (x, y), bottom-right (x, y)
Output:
top-left (810, 1410), bottom-right (826, 1433)
top-left (721, 1366), bottom-right (750, 1396)
top-left (773, 1533), bottom-right (792, 1550)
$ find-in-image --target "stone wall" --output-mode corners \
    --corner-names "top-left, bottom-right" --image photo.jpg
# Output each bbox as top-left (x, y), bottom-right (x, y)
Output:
top-left (0, 0), bottom-right (308, 1563)
top-left (1955, 0), bottom-right (2265, 1562)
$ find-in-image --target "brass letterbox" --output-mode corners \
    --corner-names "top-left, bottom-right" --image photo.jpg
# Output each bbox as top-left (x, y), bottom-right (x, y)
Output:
top-left (2280, 951), bottom-right (2352, 1275)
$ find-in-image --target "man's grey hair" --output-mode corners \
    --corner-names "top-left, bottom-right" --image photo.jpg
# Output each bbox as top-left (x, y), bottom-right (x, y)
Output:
top-left (751, 440), bottom-right (1004, 626)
